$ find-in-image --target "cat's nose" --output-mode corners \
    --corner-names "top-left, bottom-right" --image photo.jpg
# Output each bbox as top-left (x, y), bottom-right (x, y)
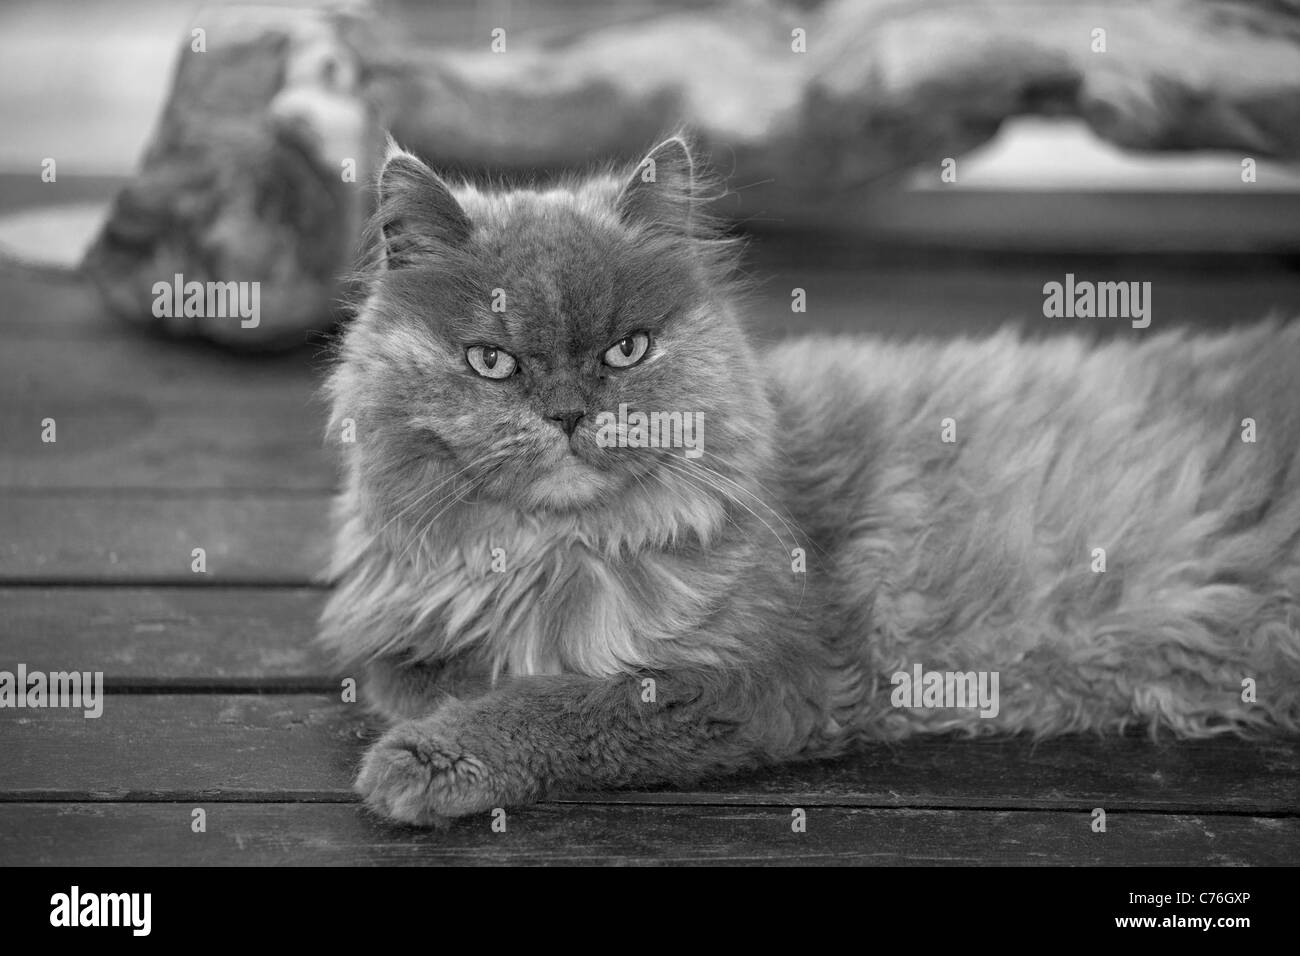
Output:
top-left (547, 409), bottom-right (586, 437)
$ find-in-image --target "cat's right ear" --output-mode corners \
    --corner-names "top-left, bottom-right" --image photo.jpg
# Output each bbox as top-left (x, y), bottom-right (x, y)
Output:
top-left (375, 138), bottom-right (471, 269)
top-left (616, 135), bottom-right (697, 234)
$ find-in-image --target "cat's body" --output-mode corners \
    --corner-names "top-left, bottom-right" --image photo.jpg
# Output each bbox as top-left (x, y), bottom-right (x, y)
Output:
top-left (322, 136), bottom-right (1300, 825)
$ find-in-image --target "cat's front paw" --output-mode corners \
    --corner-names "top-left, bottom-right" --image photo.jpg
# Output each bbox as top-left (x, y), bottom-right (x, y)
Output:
top-left (355, 706), bottom-right (521, 825)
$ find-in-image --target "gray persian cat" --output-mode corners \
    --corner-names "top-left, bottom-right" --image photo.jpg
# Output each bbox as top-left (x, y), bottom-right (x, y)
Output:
top-left (321, 135), bottom-right (1300, 826)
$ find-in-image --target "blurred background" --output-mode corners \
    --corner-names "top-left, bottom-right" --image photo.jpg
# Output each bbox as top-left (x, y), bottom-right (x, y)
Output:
top-left (1, 0), bottom-right (1298, 345)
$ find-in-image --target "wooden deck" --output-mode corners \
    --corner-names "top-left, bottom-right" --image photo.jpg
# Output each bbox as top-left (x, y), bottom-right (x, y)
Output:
top-left (2, 178), bottom-right (1300, 865)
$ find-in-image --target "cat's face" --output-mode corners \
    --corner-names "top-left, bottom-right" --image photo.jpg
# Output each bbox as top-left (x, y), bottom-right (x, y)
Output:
top-left (334, 137), bottom-right (767, 519)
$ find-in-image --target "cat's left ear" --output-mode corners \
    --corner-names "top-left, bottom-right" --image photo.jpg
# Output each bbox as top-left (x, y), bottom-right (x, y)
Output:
top-left (375, 138), bottom-right (471, 269)
top-left (616, 135), bottom-right (696, 233)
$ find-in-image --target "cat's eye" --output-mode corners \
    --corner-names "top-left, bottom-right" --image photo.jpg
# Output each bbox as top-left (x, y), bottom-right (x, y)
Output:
top-left (603, 332), bottom-right (651, 369)
top-left (466, 344), bottom-right (518, 379)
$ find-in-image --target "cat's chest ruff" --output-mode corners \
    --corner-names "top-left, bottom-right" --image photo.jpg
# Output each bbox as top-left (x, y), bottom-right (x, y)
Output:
top-left (436, 530), bottom-right (653, 679)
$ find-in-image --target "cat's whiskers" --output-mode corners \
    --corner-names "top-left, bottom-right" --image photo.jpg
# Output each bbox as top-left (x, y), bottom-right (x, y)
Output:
top-left (657, 457), bottom-right (808, 606)
top-left (657, 455), bottom-right (793, 558)
top-left (593, 424), bottom-right (810, 555)
top-left (372, 457), bottom-right (483, 547)
top-left (397, 466), bottom-right (498, 574)
top-left (688, 452), bottom-right (817, 556)
top-left (643, 463), bottom-right (748, 546)
top-left (392, 451), bottom-right (512, 572)
top-left (662, 456), bottom-right (810, 607)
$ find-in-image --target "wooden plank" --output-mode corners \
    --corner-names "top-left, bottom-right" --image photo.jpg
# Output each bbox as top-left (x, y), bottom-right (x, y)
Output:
top-left (0, 695), bottom-right (359, 800)
top-left (0, 491), bottom-right (329, 583)
top-left (0, 330), bottom-right (320, 406)
top-left (0, 587), bottom-right (329, 685)
top-left (0, 407), bottom-right (333, 491)
top-left (0, 335), bottom-right (333, 491)
top-left (3, 695), bottom-right (1297, 814)
top-left (0, 244), bottom-right (332, 491)
top-left (0, 802), bottom-right (1293, 866)
top-left (587, 735), bottom-right (1300, 815)
top-left (0, 264), bottom-right (122, 341)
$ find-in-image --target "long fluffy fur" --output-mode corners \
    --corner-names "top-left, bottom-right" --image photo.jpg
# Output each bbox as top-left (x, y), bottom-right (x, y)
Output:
top-left (773, 322), bottom-right (1300, 739)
